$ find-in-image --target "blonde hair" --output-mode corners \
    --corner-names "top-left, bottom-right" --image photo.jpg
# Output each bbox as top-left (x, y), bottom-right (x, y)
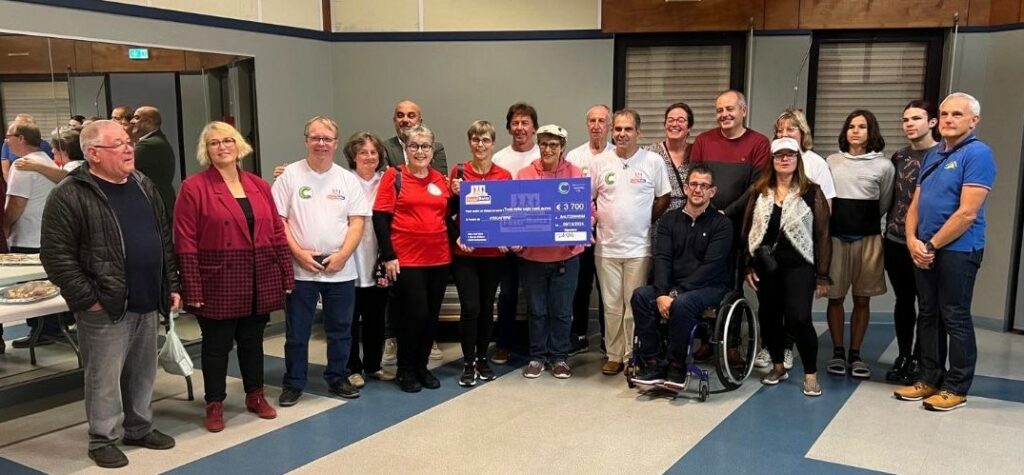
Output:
top-left (304, 116), bottom-right (339, 138)
top-left (196, 121), bottom-right (253, 166)
top-left (775, 108), bottom-right (814, 151)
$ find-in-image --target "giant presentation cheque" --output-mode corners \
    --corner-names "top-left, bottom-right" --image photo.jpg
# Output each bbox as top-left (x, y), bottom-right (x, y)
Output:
top-left (460, 178), bottom-right (592, 247)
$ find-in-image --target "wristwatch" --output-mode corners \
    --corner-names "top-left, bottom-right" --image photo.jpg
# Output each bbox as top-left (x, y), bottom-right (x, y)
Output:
top-left (924, 241), bottom-right (936, 253)
top-left (668, 289), bottom-right (679, 299)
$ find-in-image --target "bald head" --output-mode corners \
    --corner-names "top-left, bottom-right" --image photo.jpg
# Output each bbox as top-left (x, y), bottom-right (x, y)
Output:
top-left (129, 106), bottom-right (161, 140)
top-left (393, 100), bottom-right (423, 138)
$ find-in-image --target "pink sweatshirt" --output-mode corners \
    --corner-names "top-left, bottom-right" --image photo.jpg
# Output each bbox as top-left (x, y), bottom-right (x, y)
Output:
top-left (515, 158), bottom-right (587, 263)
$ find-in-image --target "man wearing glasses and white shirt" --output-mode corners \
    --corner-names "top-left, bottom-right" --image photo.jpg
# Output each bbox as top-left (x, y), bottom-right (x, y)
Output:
top-left (272, 116), bottom-right (371, 405)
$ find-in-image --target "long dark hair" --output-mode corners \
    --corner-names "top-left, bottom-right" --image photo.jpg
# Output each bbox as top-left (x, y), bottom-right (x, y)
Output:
top-left (904, 100), bottom-right (941, 141)
top-left (751, 151), bottom-right (813, 197)
top-left (838, 109), bottom-right (885, 153)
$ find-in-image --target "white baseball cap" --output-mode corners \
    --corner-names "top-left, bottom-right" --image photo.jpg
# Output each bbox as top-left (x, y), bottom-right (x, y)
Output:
top-left (771, 137), bottom-right (800, 154)
top-left (536, 124), bottom-right (567, 140)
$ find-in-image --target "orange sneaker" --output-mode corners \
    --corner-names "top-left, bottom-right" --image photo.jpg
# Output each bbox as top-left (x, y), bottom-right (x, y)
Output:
top-left (894, 381), bottom-right (938, 401)
top-left (923, 390), bottom-right (967, 411)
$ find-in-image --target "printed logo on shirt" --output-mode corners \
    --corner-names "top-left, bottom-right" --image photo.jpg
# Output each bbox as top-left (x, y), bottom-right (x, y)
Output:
top-left (326, 188), bottom-right (346, 200)
top-left (298, 185), bottom-right (313, 199)
top-left (945, 161), bottom-right (958, 170)
top-left (629, 171), bottom-right (649, 185)
top-left (427, 183), bottom-right (443, 196)
top-left (466, 184), bottom-right (491, 205)
top-left (602, 170), bottom-right (616, 186)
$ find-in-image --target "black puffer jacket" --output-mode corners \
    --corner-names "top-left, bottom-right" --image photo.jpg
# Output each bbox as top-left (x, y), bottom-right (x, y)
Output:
top-left (40, 163), bottom-right (179, 322)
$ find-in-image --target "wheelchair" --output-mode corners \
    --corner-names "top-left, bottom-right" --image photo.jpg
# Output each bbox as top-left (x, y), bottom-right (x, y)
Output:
top-left (624, 289), bottom-right (758, 401)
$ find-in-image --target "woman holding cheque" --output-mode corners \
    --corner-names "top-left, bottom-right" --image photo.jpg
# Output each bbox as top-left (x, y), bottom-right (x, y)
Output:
top-left (448, 120), bottom-right (513, 387)
top-left (513, 124), bottom-right (586, 379)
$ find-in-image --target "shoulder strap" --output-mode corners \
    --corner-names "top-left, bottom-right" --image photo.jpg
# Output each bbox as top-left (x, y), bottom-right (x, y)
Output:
top-left (394, 165), bottom-right (403, 196)
top-left (456, 163), bottom-right (465, 180)
top-left (663, 142), bottom-right (687, 192)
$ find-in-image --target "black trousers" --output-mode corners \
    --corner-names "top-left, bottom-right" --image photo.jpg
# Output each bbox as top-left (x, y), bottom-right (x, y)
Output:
top-left (571, 245), bottom-right (604, 338)
top-left (197, 314), bottom-right (269, 403)
top-left (495, 253), bottom-right (521, 349)
top-left (756, 263), bottom-right (819, 374)
top-left (348, 286), bottom-right (389, 375)
top-left (451, 255), bottom-right (503, 362)
top-left (393, 265), bottom-right (449, 373)
top-left (883, 237), bottom-right (919, 358)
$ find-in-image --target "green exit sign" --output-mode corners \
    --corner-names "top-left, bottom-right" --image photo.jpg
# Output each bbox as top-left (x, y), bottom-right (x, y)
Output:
top-left (128, 48), bottom-right (150, 60)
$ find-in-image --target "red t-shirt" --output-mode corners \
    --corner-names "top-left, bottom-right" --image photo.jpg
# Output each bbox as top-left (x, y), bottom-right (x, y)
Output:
top-left (450, 162), bottom-right (513, 258)
top-left (374, 166), bottom-right (452, 267)
top-left (689, 128), bottom-right (771, 216)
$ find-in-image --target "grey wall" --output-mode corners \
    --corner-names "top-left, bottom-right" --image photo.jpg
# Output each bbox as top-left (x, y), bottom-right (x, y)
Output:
top-left (747, 35), bottom-right (812, 135)
top-left (0, 0), bottom-right (334, 182)
top-left (178, 74), bottom-right (207, 180)
top-left (68, 75), bottom-right (107, 119)
top-left (332, 40), bottom-right (614, 167)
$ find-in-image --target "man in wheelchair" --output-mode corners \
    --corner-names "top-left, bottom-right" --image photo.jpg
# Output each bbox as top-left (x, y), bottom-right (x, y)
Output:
top-left (629, 165), bottom-right (734, 388)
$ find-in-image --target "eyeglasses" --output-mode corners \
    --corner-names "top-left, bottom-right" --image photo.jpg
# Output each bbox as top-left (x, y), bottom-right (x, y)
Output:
top-left (470, 137), bottom-right (493, 145)
top-left (686, 182), bottom-right (713, 191)
top-left (773, 153), bottom-right (798, 161)
top-left (538, 141), bottom-right (563, 150)
top-left (665, 117), bottom-right (689, 125)
top-left (207, 137), bottom-right (236, 148)
top-left (3, 133), bottom-right (18, 140)
top-left (93, 140), bottom-right (133, 150)
top-left (406, 143), bottom-right (433, 152)
top-left (305, 135), bottom-right (337, 144)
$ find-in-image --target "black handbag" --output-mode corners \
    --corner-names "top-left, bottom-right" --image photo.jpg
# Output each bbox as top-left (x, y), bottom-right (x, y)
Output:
top-left (753, 243), bottom-right (779, 275)
top-left (374, 259), bottom-right (394, 288)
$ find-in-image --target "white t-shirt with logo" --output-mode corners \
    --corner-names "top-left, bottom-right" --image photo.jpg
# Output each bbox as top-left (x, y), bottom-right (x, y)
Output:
top-left (271, 160), bottom-right (372, 283)
top-left (492, 144), bottom-right (539, 177)
top-left (352, 171), bottom-right (382, 288)
top-left (591, 148), bottom-right (671, 258)
top-left (6, 151), bottom-right (57, 248)
top-left (566, 141), bottom-right (614, 177)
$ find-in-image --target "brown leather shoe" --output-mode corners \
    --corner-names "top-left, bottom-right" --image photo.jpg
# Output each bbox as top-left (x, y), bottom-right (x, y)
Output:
top-left (601, 360), bottom-right (624, 375)
top-left (894, 381), bottom-right (938, 401)
top-left (727, 348), bottom-right (746, 367)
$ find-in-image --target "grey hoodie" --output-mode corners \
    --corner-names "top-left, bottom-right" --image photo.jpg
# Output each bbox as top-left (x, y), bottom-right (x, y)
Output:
top-left (826, 151), bottom-right (895, 236)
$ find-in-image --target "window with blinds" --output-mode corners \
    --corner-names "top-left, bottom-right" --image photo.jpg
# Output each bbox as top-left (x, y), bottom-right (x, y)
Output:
top-left (623, 45), bottom-right (733, 146)
top-left (1, 81), bottom-right (70, 138)
top-left (811, 41), bottom-right (928, 157)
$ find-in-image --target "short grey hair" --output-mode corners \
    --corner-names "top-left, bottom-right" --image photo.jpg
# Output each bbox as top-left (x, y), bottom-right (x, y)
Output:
top-left (80, 120), bottom-right (120, 157)
top-left (405, 124), bottom-right (434, 144)
top-left (942, 92), bottom-right (981, 116)
top-left (718, 89), bottom-right (748, 109)
top-left (585, 104), bottom-right (611, 120)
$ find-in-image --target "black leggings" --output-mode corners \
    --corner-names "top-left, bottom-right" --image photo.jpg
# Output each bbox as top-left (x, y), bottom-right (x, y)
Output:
top-left (393, 265), bottom-right (450, 373)
top-left (451, 255), bottom-right (503, 362)
top-left (756, 263), bottom-right (818, 374)
top-left (348, 286), bottom-right (389, 375)
top-left (197, 314), bottom-right (269, 402)
top-left (884, 238), bottom-right (919, 358)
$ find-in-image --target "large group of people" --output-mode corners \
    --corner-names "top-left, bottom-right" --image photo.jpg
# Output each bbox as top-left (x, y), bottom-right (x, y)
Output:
top-left (0, 88), bottom-right (996, 468)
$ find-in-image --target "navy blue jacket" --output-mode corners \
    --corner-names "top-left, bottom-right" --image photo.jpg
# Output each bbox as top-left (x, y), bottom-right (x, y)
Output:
top-left (652, 204), bottom-right (734, 297)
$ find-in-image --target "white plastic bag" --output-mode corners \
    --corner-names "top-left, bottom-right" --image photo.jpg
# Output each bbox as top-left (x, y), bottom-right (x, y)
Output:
top-left (158, 311), bottom-right (194, 377)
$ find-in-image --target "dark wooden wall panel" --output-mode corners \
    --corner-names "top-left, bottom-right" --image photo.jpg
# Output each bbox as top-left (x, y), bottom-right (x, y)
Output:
top-left (74, 41), bottom-right (94, 73)
top-left (602, 0), bottom-right (764, 32)
top-left (0, 36), bottom-right (76, 75)
top-left (968, 0), bottom-right (1022, 25)
top-left (764, 0), bottom-right (802, 29)
top-left (798, 0), bottom-right (968, 29)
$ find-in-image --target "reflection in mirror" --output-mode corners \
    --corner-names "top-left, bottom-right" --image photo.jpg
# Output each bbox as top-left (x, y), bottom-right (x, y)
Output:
top-left (0, 32), bottom-right (260, 395)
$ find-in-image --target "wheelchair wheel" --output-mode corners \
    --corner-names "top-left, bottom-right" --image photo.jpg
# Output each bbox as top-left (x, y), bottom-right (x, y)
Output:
top-left (713, 295), bottom-right (758, 390)
top-left (698, 381), bottom-right (709, 402)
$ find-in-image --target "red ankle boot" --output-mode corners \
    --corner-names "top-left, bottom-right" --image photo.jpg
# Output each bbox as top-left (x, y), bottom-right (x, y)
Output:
top-left (245, 388), bottom-right (277, 419)
top-left (205, 401), bottom-right (225, 432)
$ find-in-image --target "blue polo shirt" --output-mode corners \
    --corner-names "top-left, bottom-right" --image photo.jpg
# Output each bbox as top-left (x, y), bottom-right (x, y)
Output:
top-left (1, 141), bottom-right (54, 161)
top-left (916, 134), bottom-right (996, 252)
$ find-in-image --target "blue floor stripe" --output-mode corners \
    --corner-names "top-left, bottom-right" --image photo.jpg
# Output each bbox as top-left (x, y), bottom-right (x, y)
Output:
top-left (967, 374), bottom-right (1024, 404)
top-left (0, 457), bottom-right (44, 475)
top-left (166, 354), bottom-right (525, 475)
top-left (666, 325), bottom-right (895, 474)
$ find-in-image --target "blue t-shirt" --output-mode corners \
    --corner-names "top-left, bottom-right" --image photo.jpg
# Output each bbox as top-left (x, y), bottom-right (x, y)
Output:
top-left (916, 134), bottom-right (996, 252)
top-left (1, 141), bottom-right (54, 161)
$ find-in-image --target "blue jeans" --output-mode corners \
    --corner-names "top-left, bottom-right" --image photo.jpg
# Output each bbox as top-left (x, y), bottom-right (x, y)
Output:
top-left (631, 285), bottom-right (729, 365)
top-left (914, 249), bottom-right (983, 395)
top-left (283, 280), bottom-right (355, 390)
top-left (519, 257), bottom-right (579, 363)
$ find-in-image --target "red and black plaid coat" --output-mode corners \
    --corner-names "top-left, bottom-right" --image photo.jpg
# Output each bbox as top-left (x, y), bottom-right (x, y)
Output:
top-left (174, 167), bottom-right (294, 319)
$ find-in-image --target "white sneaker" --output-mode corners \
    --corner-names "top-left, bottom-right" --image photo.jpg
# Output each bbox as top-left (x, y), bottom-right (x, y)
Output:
top-left (754, 348), bottom-right (771, 368)
top-left (381, 338), bottom-right (397, 366)
top-left (348, 373), bottom-right (366, 388)
top-left (430, 341), bottom-right (443, 360)
top-left (783, 349), bottom-right (794, 370)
